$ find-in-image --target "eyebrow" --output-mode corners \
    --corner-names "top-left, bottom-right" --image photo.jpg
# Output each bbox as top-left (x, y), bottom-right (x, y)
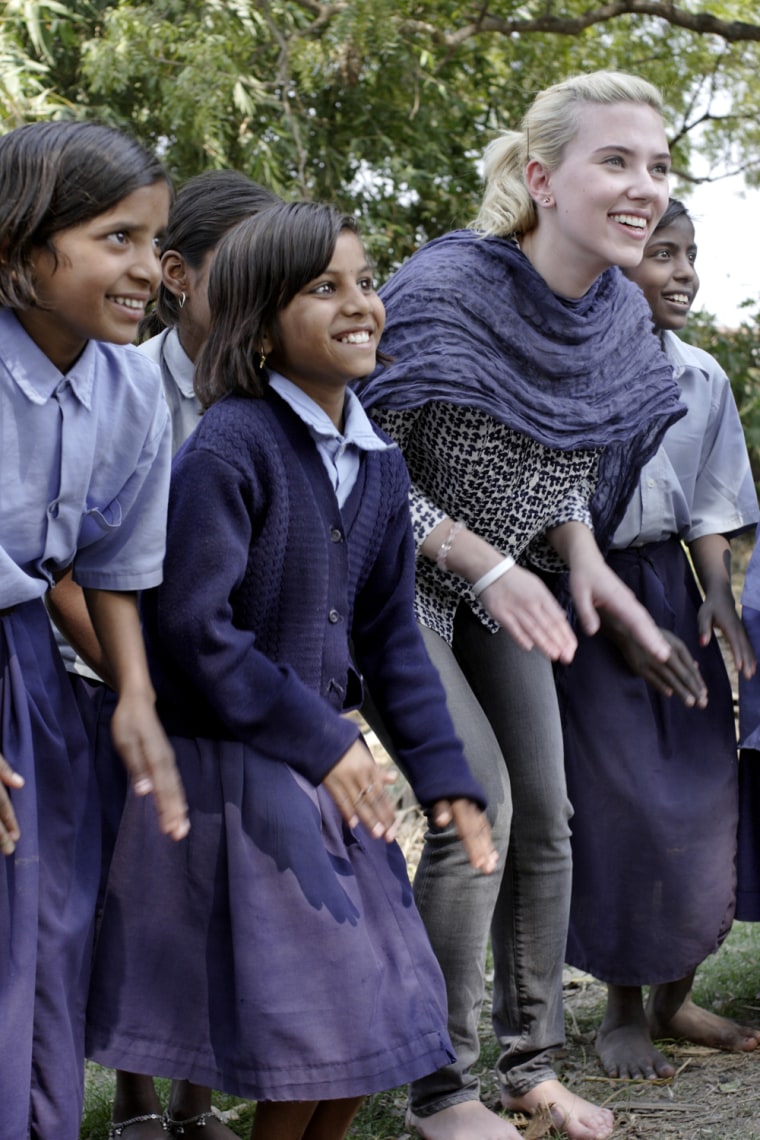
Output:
top-left (648, 240), bottom-right (698, 252)
top-left (594, 145), bottom-right (671, 160)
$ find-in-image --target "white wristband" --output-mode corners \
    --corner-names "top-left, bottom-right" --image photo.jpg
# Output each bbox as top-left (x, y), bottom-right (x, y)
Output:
top-left (471, 556), bottom-right (516, 598)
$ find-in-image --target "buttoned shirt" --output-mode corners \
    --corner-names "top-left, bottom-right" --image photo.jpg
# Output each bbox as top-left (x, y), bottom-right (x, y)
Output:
top-left (269, 371), bottom-right (395, 508)
top-left (612, 330), bottom-right (758, 550)
top-left (0, 308), bottom-right (171, 609)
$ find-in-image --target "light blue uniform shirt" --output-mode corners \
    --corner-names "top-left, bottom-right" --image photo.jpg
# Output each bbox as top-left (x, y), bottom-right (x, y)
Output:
top-left (612, 330), bottom-right (758, 550)
top-left (139, 327), bottom-right (202, 455)
top-left (269, 371), bottom-right (395, 507)
top-left (0, 308), bottom-right (171, 610)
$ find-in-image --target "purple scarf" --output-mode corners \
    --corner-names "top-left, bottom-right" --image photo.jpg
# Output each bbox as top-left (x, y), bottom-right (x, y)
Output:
top-left (356, 229), bottom-right (685, 549)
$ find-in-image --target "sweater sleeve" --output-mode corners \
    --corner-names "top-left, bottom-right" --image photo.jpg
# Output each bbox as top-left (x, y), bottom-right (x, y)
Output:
top-left (149, 442), bottom-right (359, 785)
top-left (351, 456), bottom-right (486, 809)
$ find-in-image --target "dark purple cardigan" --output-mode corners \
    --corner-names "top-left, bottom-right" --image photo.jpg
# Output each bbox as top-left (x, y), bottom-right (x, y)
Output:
top-left (142, 387), bottom-right (485, 809)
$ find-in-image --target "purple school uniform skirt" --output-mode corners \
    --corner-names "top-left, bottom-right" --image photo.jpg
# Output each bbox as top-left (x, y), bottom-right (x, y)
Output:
top-left (0, 599), bottom-right (100, 1139)
top-left (737, 605), bottom-right (760, 920)
top-left (558, 537), bottom-right (738, 985)
top-left (87, 734), bottom-right (454, 1101)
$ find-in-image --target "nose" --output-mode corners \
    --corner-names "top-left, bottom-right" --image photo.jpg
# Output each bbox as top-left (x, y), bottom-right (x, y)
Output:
top-left (130, 238), bottom-right (162, 293)
top-left (342, 283), bottom-right (371, 315)
top-left (627, 164), bottom-right (666, 204)
top-left (672, 254), bottom-right (696, 282)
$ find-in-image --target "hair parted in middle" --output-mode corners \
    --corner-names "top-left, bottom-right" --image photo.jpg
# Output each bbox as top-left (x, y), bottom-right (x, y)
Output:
top-left (194, 200), bottom-right (359, 410)
top-left (472, 70), bottom-right (664, 240)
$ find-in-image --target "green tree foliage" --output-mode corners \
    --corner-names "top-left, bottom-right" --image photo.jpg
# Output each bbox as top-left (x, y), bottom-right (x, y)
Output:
top-left (2, 0), bottom-right (760, 272)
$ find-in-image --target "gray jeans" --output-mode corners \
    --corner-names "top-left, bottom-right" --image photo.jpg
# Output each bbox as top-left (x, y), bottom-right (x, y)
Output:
top-left (410, 603), bottom-right (573, 1114)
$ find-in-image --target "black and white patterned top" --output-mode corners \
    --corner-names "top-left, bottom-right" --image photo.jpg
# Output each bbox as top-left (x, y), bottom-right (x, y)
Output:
top-left (370, 401), bottom-right (601, 643)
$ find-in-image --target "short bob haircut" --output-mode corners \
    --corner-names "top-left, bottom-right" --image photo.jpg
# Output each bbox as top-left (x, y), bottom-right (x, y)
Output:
top-left (194, 200), bottom-right (359, 409)
top-left (0, 120), bottom-right (170, 309)
top-left (141, 169), bottom-right (281, 339)
top-left (473, 70), bottom-right (664, 239)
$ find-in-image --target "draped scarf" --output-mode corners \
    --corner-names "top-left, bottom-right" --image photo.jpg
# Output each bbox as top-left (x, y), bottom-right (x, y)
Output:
top-left (355, 229), bottom-right (686, 550)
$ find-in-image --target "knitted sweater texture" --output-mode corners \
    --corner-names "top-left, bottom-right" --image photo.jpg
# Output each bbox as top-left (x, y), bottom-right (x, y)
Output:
top-left (142, 389), bottom-right (484, 807)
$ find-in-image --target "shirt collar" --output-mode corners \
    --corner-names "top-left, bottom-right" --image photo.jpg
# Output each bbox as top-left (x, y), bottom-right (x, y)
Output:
top-left (162, 328), bottom-right (197, 398)
top-left (269, 371), bottom-right (394, 453)
top-left (0, 308), bottom-right (95, 409)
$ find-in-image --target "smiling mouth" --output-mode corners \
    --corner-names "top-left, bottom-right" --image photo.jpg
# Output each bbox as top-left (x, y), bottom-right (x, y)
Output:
top-left (109, 295), bottom-right (146, 311)
top-left (663, 292), bottom-right (691, 306)
top-left (610, 213), bottom-right (647, 232)
top-left (336, 330), bottom-right (372, 344)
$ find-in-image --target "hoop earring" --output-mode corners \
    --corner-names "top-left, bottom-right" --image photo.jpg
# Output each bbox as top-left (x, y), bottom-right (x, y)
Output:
top-left (178, 291), bottom-right (186, 309)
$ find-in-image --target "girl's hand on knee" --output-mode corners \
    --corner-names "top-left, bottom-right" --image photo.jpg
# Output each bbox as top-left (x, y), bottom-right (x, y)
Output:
top-left (432, 798), bottom-right (499, 874)
top-left (323, 740), bottom-right (398, 842)
top-left (0, 751), bottom-right (23, 855)
top-left (479, 565), bottom-right (577, 664)
top-left (110, 694), bottom-right (189, 841)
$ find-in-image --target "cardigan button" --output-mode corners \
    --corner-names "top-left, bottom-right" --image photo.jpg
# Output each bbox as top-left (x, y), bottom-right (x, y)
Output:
top-left (328, 609), bottom-right (341, 624)
top-left (329, 526), bottom-right (343, 543)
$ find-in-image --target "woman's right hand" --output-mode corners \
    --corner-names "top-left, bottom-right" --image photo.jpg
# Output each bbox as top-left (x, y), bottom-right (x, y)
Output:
top-left (479, 563), bottom-right (578, 664)
top-left (323, 738), bottom-right (399, 842)
top-left (0, 751), bottom-right (23, 856)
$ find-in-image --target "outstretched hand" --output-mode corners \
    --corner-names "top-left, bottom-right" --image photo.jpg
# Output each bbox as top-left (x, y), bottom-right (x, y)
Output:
top-left (323, 738), bottom-right (399, 842)
top-left (609, 624), bottom-right (708, 707)
top-left (431, 797), bottom-right (499, 874)
top-left (110, 692), bottom-right (189, 842)
top-left (570, 557), bottom-right (671, 662)
top-left (0, 750), bottom-right (23, 856)
top-left (479, 564), bottom-right (578, 664)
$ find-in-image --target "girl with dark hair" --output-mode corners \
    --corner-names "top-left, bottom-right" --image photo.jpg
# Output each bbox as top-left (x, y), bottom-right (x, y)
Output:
top-left (139, 170), bottom-right (281, 447)
top-left (0, 120), bottom-right (188, 1138)
top-left (98, 170), bottom-right (279, 1140)
top-left (87, 200), bottom-right (497, 1140)
top-left (559, 199), bottom-right (759, 1079)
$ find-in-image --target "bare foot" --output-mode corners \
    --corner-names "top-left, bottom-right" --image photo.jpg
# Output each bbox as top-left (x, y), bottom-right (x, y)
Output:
top-left (648, 994), bottom-right (760, 1052)
top-left (596, 1009), bottom-right (676, 1080)
top-left (501, 1080), bottom-right (614, 1140)
top-left (406, 1101), bottom-right (521, 1140)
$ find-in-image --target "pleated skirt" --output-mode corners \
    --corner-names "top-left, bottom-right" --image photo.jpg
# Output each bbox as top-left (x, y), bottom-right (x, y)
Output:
top-left (87, 733), bottom-right (453, 1101)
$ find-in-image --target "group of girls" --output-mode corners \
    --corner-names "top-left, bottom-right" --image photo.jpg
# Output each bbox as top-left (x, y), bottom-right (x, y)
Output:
top-left (1, 66), bottom-right (757, 1140)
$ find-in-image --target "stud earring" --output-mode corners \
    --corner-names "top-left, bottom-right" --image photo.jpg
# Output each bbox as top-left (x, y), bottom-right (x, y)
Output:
top-left (178, 291), bottom-right (186, 309)
top-left (543, 196), bottom-right (551, 205)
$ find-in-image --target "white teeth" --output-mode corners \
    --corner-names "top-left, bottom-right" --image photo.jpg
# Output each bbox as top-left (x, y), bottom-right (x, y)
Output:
top-left (611, 214), bottom-right (646, 229)
top-left (339, 331), bottom-right (371, 344)
top-left (666, 293), bottom-right (690, 305)
top-left (110, 296), bottom-right (144, 310)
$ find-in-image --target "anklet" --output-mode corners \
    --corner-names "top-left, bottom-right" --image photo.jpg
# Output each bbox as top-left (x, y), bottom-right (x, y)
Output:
top-left (109, 1114), bottom-right (166, 1138)
top-left (163, 1109), bottom-right (217, 1134)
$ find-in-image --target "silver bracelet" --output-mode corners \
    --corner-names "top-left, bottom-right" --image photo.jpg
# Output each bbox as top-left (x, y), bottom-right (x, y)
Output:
top-left (436, 519), bottom-right (465, 571)
top-left (471, 555), bottom-right (516, 598)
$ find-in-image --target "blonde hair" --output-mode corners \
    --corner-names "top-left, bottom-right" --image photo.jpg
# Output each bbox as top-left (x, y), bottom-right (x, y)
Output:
top-left (472, 71), bottom-right (664, 238)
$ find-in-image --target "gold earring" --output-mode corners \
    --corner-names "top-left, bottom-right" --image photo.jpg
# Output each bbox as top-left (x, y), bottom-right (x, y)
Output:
top-left (258, 346), bottom-right (267, 370)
